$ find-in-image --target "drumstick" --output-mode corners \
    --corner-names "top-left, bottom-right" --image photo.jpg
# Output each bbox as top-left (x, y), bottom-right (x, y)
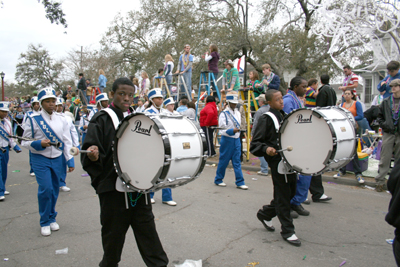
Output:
top-left (277, 146), bottom-right (293, 153)
top-left (69, 147), bottom-right (93, 156)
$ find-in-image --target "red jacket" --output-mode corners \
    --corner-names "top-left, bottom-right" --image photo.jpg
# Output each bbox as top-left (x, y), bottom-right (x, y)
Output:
top-left (200, 102), bottom-right (218, 127)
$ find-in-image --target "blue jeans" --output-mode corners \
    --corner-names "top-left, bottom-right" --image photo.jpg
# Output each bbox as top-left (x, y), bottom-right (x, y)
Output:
top-left (357, 118), bottom-right (372, 147)
top-left (181, 71), bottom-right (192, 95)
top-left (259, 157), bottom-right (268, 174)
top-left (290, 175), bottom-right (312, 206)
top-left (99, 86), bottom-right (105, 93)
top-left (150, 188), bottom-right (172, 202)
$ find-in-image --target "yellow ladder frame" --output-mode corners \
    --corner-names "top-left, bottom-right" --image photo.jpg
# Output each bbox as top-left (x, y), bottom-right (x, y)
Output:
top-left (239, 88), bottom-right (258, 162)
top-left (153, 77), bottom-right (171, 98)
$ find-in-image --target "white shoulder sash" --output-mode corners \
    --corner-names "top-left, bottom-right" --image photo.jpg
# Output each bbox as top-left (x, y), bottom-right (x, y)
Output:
top-left (102, 108), bottom-right (120, 130)
top-left (264, 112), bottom-right (280, 133)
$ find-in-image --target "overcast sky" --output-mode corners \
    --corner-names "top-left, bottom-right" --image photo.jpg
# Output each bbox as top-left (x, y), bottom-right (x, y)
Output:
top-left (0, 0), bottom-right (138, 84)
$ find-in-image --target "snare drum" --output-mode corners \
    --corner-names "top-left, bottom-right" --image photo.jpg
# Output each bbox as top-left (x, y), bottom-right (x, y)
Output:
top-left (279, 107), bottom-right (357, 175)
top-left (113, 113), bottom-right (207, 193)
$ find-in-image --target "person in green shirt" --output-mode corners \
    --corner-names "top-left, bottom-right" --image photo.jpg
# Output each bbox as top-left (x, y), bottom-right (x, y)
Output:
top-left (249, 70), bottom-right (262, 113)
top-left (222, 60), bottom-right (240, 92)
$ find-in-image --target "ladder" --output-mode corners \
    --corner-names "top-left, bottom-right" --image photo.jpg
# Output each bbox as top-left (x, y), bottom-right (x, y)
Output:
top-left (195, 71), bottom-right (221, 121)
top-left (239, 87), bottom-right (259, 162)
top-left (153, 76), bottom-right (171, 98)
top-left (172, 73), bottom-right (191, 102)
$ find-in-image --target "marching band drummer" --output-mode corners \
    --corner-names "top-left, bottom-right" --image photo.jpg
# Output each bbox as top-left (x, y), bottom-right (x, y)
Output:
top-left (21, 88), bottom-right (74, 236)
top-left (162, 97), bottom-right (179, 115)
top-left (22, 96), bottom-right (40, 177)
top-left (214, 92), bottom-right (248, 190)
top-left (0, 102), bottom-right (22, 201)
top-left (88, 93), bottom-right (109, 121)
top-left (56, 98), bottom-right (79, 192)
top-left (81, 78), bottom-right (169, 267)
top-left (145, 89), bottom-right (177, 206)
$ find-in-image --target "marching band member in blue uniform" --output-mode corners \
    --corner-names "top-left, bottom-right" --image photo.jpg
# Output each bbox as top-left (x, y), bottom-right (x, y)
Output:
top-left (88, 93), bottom-right (109, 121)
top-left (23, 96), bottom-right (40, 177)
top-left (214, 92), bottom-right (248, 189)
top-left (0, 102), bottom-right (22, 201)
top-left (21, 88), bottom-right (74, 236)
top-left (56, 98), bottom-right (78, 192)
top-left (145, 89), bottom-right (177, 206)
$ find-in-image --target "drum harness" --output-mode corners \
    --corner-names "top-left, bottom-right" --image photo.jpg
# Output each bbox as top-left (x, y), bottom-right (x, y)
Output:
top-left (264, 111), bottom-right (294, 183)
top-left (102, 108), bottom-right (144, 209)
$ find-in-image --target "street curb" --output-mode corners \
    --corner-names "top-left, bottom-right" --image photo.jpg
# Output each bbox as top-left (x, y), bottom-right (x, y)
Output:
top-left (205, 160), bottom-right (377, 188)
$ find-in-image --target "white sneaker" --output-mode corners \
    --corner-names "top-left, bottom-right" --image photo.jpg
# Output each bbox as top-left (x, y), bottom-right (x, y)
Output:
top-left (4, 191), bottom-right (9, 195)
top-left (216, 182), bottom-right (226, 187)
top-left (41, 226), bottom-right (51, 236)
top-left (30, 172), bottom-right (35, 177)
top-left (237, 185), bottom-right (249, 190)
top-left (163, 200), bottom-right (177, 206)
top-left (0, 196), bottom-right (4, 201)
top-left (257, 171), bottom-right (269, 176)
top-left (60, 186), bottom-right (71, 192)
top-left (150, 198), bottom-right (155, 204)
top-left (50, 222), bottom-right (60, 231)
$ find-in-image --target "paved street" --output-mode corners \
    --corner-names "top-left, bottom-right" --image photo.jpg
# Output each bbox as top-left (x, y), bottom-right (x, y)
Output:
top-left (0, 149), bottom-right (397, 267)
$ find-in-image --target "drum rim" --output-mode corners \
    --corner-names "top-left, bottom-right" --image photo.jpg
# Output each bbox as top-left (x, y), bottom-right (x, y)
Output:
top-left (112, 113), bottom-right (171, 191)
top-left (278, 107), bottom-right (339, 175)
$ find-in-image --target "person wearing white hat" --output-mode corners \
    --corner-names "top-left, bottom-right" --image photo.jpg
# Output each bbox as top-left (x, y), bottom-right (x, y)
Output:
top-left (22, 96), bottom-right (40, 177)
top-left (88, 93), bottom-right (109, 121)
top-left (21, 87), bottom-right (75, 236)
top-left (0, 101), bottom-right (22, 202)
top-left (162, 97), bottom-right (179, 115)
top-left (214, 92), bottom-right (248, 190)
top-left (56, 98), bottom-right (79, 192)
top-left (145, 89), bottom-right (177, 206)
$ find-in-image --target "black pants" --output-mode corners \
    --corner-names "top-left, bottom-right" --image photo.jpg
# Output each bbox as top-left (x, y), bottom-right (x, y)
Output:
top-left (310, 174), bottom-right (324, 201)
top-left (201, 126), bottom-right (216, 156)
top-left (394, 233), bottom-right (400, 266)
top-left (258, 160), bottom-right (297, 238)
top-left (98, 191), bottom-right (168, 267)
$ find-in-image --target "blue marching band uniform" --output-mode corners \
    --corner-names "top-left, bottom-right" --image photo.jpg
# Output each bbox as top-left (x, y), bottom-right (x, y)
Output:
top-left (214, 93), bottom-right (247, 189)
top-left (0, 102), bottom-right (22, 201)
top-left (145, 88), bottom-right (176, 206)
top-left (21, 88), bottom-right (74, 236)
top-left (22, 96), bottom-right (40, 176)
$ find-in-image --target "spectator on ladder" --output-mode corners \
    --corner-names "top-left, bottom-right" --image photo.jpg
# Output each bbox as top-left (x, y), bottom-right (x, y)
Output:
top-left (139, 71), bottom-right (150, 98)
top-left (248, 70), bottom-right (262, 116)
top-left (88, 93), bottom-right (109, 121)
top-left (260, 64), bottom-right (281, 91)
top-left (203, 44), bottom-right (220, 81)
top-left (77, 73), bottom-right (87, 104)
top-left (175, 44), bottom-right (193, 95)
top-left (200, 95), bottom-right (218, 157)
top-left (164, 54), bottom-right (175, 92)
top-left (98, 69), bottom-right (107, 94)
top-left (222, 60), bottom-right (240, 92)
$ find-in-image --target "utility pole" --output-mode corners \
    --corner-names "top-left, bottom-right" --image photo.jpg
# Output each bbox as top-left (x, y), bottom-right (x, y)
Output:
top-left (243, 0), bottom-right (248, 87)
top-left (80, 46), bottom-right (83, 72)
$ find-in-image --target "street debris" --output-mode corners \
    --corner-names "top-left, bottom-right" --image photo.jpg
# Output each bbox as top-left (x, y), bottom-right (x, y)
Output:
top-left (55, 247), bottom-right (68, 255)
top-left (175, 259), bottom-right (202, 267)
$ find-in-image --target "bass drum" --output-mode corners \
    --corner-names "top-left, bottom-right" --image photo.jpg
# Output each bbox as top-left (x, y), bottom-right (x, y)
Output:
top-left (113, 113), bottom-right (208, 193)
top-left (279, 107), bottom-right (357, 175)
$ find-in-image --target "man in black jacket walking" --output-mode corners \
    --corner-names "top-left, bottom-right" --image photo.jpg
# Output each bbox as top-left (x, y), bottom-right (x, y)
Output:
top-left (77, 73), bottom-right (87, 104)
top-left (316, 74), bottom-right (337, 107)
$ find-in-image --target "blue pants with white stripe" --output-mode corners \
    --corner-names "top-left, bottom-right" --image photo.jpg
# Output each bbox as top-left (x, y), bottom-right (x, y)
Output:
top-left (214, 136), bottom-right (245, 186)
top-left (31, 154), bottom-right (62, 227)
top-left (60, 155), bottom-right (67, 187)
top-left (0, 147), bottom-right (9, 197)
top-left (29, 151), bottom-right (34, 174)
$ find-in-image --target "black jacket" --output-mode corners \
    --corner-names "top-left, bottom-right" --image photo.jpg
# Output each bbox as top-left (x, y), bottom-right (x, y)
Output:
top-left (250, 108), bottom-right (285, 162)
top-left (81, 105), bottom-right (124, 194)
top-left (77, 77), bottom-right (87, 91)
top-left (377, 97), bottom-right (400, 134)
top-left (386, 158), bottom-right (400, 237)
top-left (316, 84), bottom-right (337, 107)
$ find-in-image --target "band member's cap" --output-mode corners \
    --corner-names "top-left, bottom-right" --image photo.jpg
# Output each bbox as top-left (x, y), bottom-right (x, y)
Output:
top-left (87, 104), bottom-right (96, 111)
top-left (148, 88), bottom-right (163, 100)
top-left (0, 102), bottom-right (10, 112)
top-left (226, 92), bottom-right (239, 104)
top-left (163, 97), bottom-right (175, 107)
top-left (31, 96), bottom-right (39, 104)
top-left (38, 88), bottom-right (57, 102)
top-left (56, 98), bottom-right (65, 106)
top-left (96, 93), bottom-right (109, 105)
